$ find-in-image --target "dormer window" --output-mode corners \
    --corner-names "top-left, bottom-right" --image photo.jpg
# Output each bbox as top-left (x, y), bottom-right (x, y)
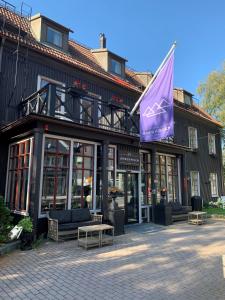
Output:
top-left (47, 26), bottom-right (63, 48)
top-left (184, 94), bottom-right (192, 106)
top-left (111, 58), bottom-right (122, 75)
top-left (30, 14), bottom-right (72, 52)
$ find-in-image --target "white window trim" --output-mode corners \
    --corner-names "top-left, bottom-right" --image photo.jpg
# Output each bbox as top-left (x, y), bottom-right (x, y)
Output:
top-left (38, 134), bottom-right (100, 218)
top-left (188, 127), bottom-right (198, 149)
top-left (190, 171), bottom-right (200, 197)
top-left (210, 173), bottom-right (218, 197)
top-left (208, 133), bottom-right (216, 155)
top-left (139, 150), bottom-right (151, 223)
top-left (5, 137), bottom-right (33, 216)
top-left (37, 75), bottom-right (66, 115)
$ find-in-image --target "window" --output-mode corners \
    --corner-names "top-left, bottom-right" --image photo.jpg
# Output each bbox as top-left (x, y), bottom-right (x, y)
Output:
top-left (208, 133), bottom-right (216, 155)
top-left (80, 97), bottom-right (93, 125)
top-left (210, 173), bottom-right (218, 197)
top-left (37, 75), bottom-right (65, 116)
top-left (155, 154), bottom-right (179, 203)
top-left (96, 145), bottom-right (102, 210)
top-left (47, 26), bottom-right (62, 48)
top-left (6, 139), bottom-right (32, 213)
top-left (188, 127), bottom-right (198, 149)
top-left (108, 146), bottom-right (116, 188)
top-left (41, 138), bottom-right (70, 212)
top-left (184, 94), bottom-right (192, 106)
top-left (167, 157), bottom-right (178, 202)
top-left (111, 58), bottom-right (122, 75)
top-left (190, 171), bottom-right (200, 196)
top-left (140, 152), bottom-right (151, 205)
top-left (72, 143), bottom-right (94, 209)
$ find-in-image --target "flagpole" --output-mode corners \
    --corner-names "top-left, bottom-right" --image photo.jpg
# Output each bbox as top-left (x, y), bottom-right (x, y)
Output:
top-left (130, 41), bottom-right (176, 116)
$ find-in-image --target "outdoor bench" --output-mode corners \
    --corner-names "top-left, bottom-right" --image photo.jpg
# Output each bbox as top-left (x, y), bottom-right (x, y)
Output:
top-left (48, 208), bottom-right (102, 241)
top-left (170, 202), bottom-right (192, 222)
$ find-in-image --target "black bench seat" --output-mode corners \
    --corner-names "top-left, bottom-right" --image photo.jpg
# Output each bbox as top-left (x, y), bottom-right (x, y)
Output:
top-left (48, 208), bottom-right (102, 241)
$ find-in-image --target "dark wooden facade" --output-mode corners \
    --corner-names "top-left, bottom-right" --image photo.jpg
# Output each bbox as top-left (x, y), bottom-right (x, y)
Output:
top-left (0, 7), bottom-right (224, 235)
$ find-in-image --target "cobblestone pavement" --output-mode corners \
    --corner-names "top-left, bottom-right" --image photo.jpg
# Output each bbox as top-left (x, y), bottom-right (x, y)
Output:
top-left (1, 221), bottom-right (225, 300)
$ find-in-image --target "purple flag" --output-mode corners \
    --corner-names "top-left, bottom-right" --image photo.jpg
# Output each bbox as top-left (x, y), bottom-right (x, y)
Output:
top-left (140, 51), bottom-right (174, 142)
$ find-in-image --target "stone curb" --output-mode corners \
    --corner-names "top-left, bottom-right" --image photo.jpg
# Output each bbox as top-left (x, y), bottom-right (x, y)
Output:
top-left (0, 240), bottom-right (21, 256)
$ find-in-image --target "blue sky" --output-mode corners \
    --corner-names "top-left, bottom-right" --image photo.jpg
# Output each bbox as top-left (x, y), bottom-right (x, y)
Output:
top-left (10, 0), bottom-right (225, 99)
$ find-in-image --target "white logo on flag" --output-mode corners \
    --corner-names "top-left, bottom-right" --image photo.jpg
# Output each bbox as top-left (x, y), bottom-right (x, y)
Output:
top-left (142, 98), bottom-right (170, 118)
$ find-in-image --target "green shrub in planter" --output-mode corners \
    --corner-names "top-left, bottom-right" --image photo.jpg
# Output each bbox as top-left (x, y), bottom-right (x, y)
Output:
top-left (0, 196), bottom-right (13, 243)
top-left (18, 217), bottom-right (33, 233)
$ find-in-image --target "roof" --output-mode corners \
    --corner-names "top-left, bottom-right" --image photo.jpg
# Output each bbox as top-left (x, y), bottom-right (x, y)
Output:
top-left (30, 13), bottom-right (73, 33)
top-left (0, 6), bottom-right (141, 93)
top-left (0, 6), bottom-right (222, 128)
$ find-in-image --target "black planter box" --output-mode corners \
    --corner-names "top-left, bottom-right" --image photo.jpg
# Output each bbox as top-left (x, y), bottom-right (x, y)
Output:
top-left (154, 204), bottom-right (172, 226)
top-left (191, 196), bottom-right (202, 211)
top-left (20, 232), bottom-right (33, 251)
top-left (108, 209), bottom-right (125, 235)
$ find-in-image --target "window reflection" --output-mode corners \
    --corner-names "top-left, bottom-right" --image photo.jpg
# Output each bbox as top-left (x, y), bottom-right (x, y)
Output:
top-left (41, 138), bottom-right (70, 212)
top-left (72, 143), bottom-right (94, 209)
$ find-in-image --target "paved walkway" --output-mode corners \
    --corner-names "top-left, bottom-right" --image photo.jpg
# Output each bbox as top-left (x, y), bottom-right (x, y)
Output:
top-left (1, 220), bottom-right (225, 300)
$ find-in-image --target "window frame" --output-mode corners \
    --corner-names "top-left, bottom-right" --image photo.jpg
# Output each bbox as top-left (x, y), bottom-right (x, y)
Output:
top-left (190, 171), bottom-right (200, 197)
top-left (5, 137), bottom-right (33, 216)
top-left (110, 58), bottom-right (122, 76)
top-left (37, 75), bottom-right (66, 116)
top-left (46, 26), bottom-right (63, 48)
top-left (140, 151), bottom-right (151, 206)
top-left (210, 173), bottom-right (218, 197)
top-left (188, 127), bottom-right (198, 149)
top-left (39, 134), bottom-right (100, 218)
top-left (208, 133), bottom-right (216, 155)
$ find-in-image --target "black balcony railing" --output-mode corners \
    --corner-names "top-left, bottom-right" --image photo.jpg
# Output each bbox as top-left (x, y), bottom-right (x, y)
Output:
top-left (19, 84), bottom-right (140, 136)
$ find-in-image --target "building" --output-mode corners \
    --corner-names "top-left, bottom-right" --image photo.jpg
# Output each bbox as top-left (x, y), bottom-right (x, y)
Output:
top-left (0, 2), bottom-right (224, 235)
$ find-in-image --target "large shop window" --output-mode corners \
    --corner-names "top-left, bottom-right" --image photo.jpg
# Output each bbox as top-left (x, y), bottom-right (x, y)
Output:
top-left (72, 143), bottom-right (94, 209)
top-left (167, 157), bottom-right (178, 202)
top-left (41, 138), bottom-right (70, 212)
top-left (140, 153), bottom-right (151, 205)
top-left (108, 146), bottom-right (116, 188)
top-left (6, 139), bottom-right (32, 213)
top-left (156, 155), bottom-right (179, 203)
top-left (190, 171), bottom-right (200, 196)
top-left (210, 173), bottom-right (218, 197)
top-left (96, 146), bottom-right (102, 210)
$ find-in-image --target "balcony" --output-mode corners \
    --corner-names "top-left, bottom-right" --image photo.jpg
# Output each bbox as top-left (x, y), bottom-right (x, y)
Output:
top-left (19, 84), bottom-right (139, 136)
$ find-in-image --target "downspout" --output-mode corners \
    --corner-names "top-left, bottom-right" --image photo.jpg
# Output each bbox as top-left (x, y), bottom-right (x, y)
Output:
top-left (0, 37), bottom-right (5, 73)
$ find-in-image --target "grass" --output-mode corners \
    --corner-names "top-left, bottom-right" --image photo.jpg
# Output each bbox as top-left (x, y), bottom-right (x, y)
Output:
top-left (203, 207), bottom-right (225, 215)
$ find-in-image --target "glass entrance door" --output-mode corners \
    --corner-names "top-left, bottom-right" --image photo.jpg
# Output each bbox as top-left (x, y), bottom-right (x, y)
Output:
top-left (127, 173), bottom-right (139, 223)
top-left (116, 172), bottom-right (139, 224)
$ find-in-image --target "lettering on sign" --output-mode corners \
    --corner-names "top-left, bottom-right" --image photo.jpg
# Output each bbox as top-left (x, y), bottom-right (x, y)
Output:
top-left (118, 150), bottom-right (140, 166)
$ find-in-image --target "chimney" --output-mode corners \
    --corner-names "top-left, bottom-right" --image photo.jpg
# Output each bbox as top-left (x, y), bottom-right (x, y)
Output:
top-left (99, 33), bottom-right (106, 48)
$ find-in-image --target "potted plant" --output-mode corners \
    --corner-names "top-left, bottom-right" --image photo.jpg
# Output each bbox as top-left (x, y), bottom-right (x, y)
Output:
top-left (18, 217), bottom-right (33, 251)
top-left (108, 186), bottom-right (123, 209)
top-left (108, 187), bottom-right (125, 235)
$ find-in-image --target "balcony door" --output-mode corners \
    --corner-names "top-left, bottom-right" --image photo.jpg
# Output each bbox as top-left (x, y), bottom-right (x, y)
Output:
top-left (116, 172), bottom-right (139, 224)
top-left (37, 75), bottom-right (65, 116)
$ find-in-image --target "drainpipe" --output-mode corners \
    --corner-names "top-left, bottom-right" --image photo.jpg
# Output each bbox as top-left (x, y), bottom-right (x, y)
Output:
top-left (0, 37), bottom-right (5, 73)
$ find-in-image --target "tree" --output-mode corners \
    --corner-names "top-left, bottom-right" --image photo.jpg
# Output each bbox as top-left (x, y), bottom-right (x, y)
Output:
top-left (197, 63), bottom-right (225, 185)
top-left (197, 62), bottom-right (225, 126)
